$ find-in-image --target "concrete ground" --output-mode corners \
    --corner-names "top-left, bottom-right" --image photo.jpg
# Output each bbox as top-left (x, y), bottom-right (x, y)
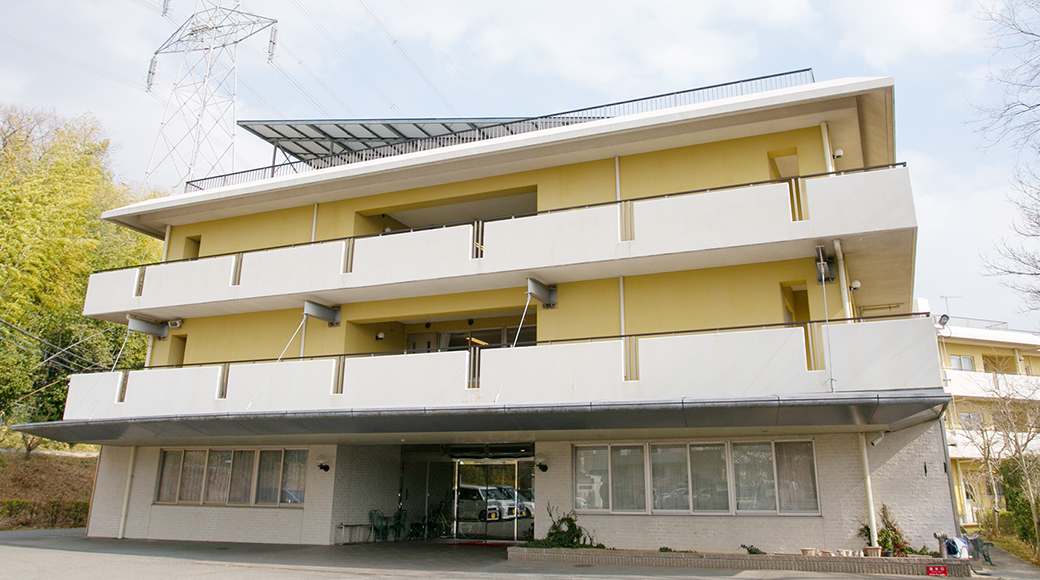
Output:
top-left (973, 544), bottom-right (1040, 580)
top-left (0, 528), bottom-right (1034, 580)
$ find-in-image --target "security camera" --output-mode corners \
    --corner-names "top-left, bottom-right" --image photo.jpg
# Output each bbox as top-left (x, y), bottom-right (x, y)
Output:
top-left (316, 457), bottom-right (330, 472)
top-left (832, 149), bottom-right (844, 159)
top-left (849, 280), bottom-right (861, 291)
top-left (870, 433), bottom-right (885, 447)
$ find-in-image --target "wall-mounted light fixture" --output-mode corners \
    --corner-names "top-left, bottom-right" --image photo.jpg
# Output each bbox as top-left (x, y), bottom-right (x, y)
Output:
top-left (938, 314), bottom-right (950, 327)
top-left (376, 332), bottom-right (385, 341)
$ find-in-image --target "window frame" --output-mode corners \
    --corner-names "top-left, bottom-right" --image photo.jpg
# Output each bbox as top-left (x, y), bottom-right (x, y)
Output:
top-left (573, 439), bottom-right (820, 517)
top-left (155, 447), bottom-right (307, 508)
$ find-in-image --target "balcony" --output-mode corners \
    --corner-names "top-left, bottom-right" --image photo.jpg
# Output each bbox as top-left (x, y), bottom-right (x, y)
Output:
top-left (943, 369), bottom-right (1040, 399)
top-left (83, 165), bottom-right (916, 323)
top-left (62, 316), bottom-right (940, 423)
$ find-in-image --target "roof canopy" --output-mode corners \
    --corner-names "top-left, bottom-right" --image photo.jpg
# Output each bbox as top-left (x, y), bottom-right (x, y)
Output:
top-left (15, 389), bottom-right (947, 447)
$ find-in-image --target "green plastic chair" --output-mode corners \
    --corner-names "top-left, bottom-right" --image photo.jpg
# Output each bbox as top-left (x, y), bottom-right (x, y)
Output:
top-left (368, 509), bottom-right (388, 542)
top-left (390, 507), bottom-right (407, 541)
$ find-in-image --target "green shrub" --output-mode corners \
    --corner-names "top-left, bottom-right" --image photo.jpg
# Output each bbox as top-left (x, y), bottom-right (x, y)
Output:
top-left (0, 499), bottom-right (89, 529)
top-left (859, 504), bottom-right (930, 557)
top-left (521, 503), bottom-right (605, 549)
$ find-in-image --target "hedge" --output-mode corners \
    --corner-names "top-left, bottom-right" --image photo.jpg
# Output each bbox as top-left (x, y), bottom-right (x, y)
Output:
top-left (0, 499), bottom-right (89, 529)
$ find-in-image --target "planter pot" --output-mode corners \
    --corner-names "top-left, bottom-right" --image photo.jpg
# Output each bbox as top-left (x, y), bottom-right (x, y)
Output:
top-left (801, 548), bottom-right (816, 556)
top-left (882, 551), bottom-right (893, 558)
top-left (864, 547), bottom-right (882, 557)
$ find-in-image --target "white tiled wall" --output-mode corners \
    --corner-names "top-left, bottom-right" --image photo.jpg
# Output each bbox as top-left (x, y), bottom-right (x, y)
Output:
top-left (534, 421), bottom-right (956, 553)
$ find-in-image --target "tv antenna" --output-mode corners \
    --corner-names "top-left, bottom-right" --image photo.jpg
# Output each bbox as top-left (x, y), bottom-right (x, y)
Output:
top-left (144, 0), bottom-right (276, 192)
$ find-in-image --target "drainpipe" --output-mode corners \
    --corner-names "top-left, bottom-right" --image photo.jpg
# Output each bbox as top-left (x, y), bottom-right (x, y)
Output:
top-left (859, 433), bottom-right (878, 547)
top-left (118, 446), bottom-right (137, 539)
top-left (834, 240), bottom-right (851, 319)
top-left (821, 122), bottom-right (834, 173)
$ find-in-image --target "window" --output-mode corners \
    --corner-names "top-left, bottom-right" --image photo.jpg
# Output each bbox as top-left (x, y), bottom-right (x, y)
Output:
top-left (610, 446), bottom-right (646, 512)
top-left (574, 447), bottom-right (609, 510)
top-left (950, 355), bottom-right (975, 371)
top-left (959, 412), bottom-right (983, 429)
top-left (689, 443), bottom-right (729, 512)
top-left (651, 445), bottom-right (689, 511)
top-left (733, 443), bottom-right (775, 512)
top-left (574, 440), bottom-right (818, 516)
top-left (774, 442), bottom-right (818, 513)
top-left (157, 448), bottom-right (307, 507)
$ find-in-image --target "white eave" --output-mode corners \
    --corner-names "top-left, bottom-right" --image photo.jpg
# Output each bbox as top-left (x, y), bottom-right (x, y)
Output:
top-left (107, 76), bottom-right (895, 238)
top-left (943, 325), bottom-right (1040, 350)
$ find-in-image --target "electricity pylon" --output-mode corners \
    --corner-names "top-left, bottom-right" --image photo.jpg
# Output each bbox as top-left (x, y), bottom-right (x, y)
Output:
top-left (145, 0), bottom-right (276, 192)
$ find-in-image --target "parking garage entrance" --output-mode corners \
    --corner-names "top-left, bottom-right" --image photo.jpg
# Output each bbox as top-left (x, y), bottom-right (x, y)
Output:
top-left (400, 445), bottom-right (536, 543)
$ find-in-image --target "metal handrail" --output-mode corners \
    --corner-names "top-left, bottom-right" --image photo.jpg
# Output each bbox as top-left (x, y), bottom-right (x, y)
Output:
top-left (115, 311), bottom-right (927, 372)
top-left (184, 69), bottom-right (814, 192)
top-left (97, 162), bottom-right (903, 274)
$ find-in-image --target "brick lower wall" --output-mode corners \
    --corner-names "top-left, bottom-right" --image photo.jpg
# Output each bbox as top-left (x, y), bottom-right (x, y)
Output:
top-left (534, 420), bottom-right (956, 553)
top-left (508, 548), bottom-right (971, 577)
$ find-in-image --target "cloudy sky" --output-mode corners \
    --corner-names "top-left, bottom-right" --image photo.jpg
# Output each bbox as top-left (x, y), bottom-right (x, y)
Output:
top-left (0, 0), bottom-right (1033, 328)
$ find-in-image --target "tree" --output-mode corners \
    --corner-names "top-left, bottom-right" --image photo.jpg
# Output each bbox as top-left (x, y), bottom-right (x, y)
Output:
top-left (980, 1), bottom-right (1040, 304)
top-left (955, 396), bottom-right (1006, 533)
top-left (0, 105), bottom-right (161, 451)
top-left (986, 372), bottom-right (1040, 559)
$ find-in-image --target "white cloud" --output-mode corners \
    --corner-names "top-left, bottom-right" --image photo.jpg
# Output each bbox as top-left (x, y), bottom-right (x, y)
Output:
top-left (827, 0), bottom-right (987, 69)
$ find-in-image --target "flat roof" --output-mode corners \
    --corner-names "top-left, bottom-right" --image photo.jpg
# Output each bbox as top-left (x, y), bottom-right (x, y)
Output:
top-left (108, 75), bottom-right (894, 238)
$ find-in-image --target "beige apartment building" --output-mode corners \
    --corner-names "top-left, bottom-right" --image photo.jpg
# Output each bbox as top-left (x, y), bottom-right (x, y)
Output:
top-left (17, 70), bottom-right (957, 552)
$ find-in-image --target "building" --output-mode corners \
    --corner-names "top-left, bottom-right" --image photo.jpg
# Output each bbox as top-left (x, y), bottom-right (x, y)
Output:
top-left (17, 70), bottom-right (958, 552)
top-left (932, 309), bottom-right (1040, 530)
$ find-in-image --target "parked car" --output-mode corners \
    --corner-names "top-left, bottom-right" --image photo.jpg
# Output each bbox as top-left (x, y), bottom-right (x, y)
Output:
top-left (495, 485), bottom-right (535, 518)
top-left (457, 485), bottom-right (510, 521)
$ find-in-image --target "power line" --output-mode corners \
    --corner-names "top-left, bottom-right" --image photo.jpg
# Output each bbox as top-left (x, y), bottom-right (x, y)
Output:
top-left (289, 0), bottom-right (403, 114)
top-left (279, 42), bottom-right (359, 117)
top-left (398, 0), bottom-right (491, 115)
top-left (0, 319), bottom-right (107, 371)
top-left (317, 0), bottom-right (431, 116)
top-left (353, 0), bottom-right (460, 116)
top-left (0, 31), bottom-right (164, 104)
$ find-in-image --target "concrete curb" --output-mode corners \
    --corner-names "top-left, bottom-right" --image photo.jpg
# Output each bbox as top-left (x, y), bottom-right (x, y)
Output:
top-left (507, 547), bottom-right (972, 577)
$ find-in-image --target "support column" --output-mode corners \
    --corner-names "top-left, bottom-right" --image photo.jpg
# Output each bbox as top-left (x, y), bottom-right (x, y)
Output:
top-left (821, 122), bottom-right (834, 173)
top-left (118, 446), bottom-right (137, 540)
top-left (859, 433), bottom-right (878, 547)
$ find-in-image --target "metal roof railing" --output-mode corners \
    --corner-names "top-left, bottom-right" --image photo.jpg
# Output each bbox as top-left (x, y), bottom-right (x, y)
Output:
top-left (185, 68), bottom-right (815, 192)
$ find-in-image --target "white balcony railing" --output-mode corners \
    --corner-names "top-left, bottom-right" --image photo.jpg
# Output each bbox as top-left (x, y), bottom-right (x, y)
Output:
top-left (83, 166), bottom-right (915, 321)
top-left (63, 316), bottom-right (940, 422)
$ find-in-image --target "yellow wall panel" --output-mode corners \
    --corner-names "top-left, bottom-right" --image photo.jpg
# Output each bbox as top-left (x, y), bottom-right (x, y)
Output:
top-left (619, 127), bottom-right (827, 200)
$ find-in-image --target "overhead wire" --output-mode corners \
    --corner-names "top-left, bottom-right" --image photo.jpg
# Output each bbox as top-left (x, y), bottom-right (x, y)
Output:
top-left (0, 320), bottom-right (107, 371)
top-left (290, 0), bottom-right (405, 115)
top-left (397, 0), bottom-right (491, 115)
top-left (316, 0), bottom-right (431, 116)
top-left (0, 31), bottom-right (165, 104)
top-left (278, 42), bottom-right (358, 117)
top-left (353, 0), bottom-right (460, 116)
